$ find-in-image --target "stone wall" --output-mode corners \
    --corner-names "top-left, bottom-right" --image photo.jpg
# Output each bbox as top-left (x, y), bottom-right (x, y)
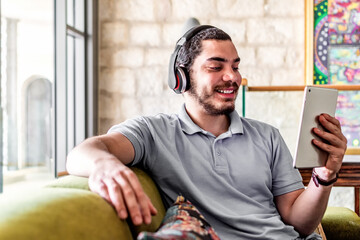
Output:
top-left (98, 0), bottom-right (304, 133)
top-left (98, 0), bottom-right (354, 210)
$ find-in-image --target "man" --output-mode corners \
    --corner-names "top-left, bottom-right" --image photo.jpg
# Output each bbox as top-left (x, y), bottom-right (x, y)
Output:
top-left (66, 26), bottom-right (347, 239)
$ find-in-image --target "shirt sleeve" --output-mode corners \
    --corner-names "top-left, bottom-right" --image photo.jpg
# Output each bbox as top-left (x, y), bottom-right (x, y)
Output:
top-left (107, 117), bottom-right (156, 168)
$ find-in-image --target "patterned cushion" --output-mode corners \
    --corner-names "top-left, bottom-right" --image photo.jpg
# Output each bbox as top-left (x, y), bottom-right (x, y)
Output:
top-left (137, 196), bottom-right (221, 240)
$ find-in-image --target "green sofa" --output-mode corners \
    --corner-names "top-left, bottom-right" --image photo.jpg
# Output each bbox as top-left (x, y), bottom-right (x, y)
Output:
top-left (0, 168), bottom-right (359, 240)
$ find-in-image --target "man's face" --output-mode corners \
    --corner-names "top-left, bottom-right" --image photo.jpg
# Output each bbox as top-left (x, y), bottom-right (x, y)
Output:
top-left (187, 39), bottom-right (242, 115)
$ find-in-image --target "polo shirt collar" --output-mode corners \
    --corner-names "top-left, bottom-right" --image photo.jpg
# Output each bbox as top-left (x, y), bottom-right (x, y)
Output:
top-left (178, 104), bottom-right (244, 136)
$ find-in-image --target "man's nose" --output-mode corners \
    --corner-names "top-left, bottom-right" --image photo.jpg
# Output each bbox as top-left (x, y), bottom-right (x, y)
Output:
top-left (223, 69), bottom-right (241, 83)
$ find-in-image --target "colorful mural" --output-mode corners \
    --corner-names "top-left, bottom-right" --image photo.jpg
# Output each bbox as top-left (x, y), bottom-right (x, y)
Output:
top-left (313, 0), bottom-right (360, 148)
top-left (314, 0), bottom-right (329, 85)
top-left (336, 91), bottom-right (360, 147)
top-left (328, 0), bottom-right (360, 45)
top-left (329, 47), bottom-right (360, 84)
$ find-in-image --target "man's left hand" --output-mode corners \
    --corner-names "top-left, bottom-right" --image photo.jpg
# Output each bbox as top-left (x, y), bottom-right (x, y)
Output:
top-left (312, 113), bottom-right (347, 179)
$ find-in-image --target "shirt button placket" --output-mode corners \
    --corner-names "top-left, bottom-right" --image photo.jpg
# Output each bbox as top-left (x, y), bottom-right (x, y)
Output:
top-left (214, 139), bottom-right (226, 168)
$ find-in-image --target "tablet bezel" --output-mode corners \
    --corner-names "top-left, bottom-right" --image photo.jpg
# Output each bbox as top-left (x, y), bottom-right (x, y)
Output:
top-left (293, 86), bottom-right (338, 169)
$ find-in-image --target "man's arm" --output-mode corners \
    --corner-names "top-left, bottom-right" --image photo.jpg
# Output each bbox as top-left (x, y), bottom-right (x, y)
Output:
top-left (66, 132), bottom-right (157, 225)
top-left (275, 113), bottom-right (347, 236)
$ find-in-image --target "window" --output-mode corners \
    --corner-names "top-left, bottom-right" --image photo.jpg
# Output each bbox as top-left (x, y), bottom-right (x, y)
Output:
top-left (0, 0), bottom-right (98, 193)
top-left (0, 0), bottom-right (54, 193)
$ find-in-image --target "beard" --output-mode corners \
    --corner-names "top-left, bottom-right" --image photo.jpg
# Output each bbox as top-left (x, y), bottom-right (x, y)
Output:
top-left (187, 79), bottom-right (238, 116)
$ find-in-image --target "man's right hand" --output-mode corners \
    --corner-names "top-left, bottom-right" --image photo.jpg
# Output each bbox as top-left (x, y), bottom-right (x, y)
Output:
top-left (88, 157), bottom-right (158, 225)
top-left (66, 133), bottom-right (158, 226)
top-left (89, 158), bottom-right (157, 225)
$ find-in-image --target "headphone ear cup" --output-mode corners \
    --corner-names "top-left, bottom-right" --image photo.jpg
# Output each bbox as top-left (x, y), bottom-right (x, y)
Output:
top-left (174, 67), bottom-right (190, 94)
top-left (169, 25), bottom-right (214, 93)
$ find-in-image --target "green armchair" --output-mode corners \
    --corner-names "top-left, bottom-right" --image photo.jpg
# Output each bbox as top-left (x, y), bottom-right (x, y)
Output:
top-left (0, 168), bottom-right (165, 240)
top-left (0, 168), bottom-right (359, 240)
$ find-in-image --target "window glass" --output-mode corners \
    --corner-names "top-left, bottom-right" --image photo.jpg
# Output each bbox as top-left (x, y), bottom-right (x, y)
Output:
top-left (0, 0), bottom-right (54, 193)
top-left (0, 0), bottom-right (96, 190)
top-left (67, 0), bottom-right (74, 27)
top-left (75, 37), bottom-right (85, 145)
top-left (75, 0), bottom-right (84, 32)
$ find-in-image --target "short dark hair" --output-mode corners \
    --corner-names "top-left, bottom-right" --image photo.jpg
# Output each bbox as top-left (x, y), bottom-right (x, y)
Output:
top-left (176, 27), bottom-right (232, 73)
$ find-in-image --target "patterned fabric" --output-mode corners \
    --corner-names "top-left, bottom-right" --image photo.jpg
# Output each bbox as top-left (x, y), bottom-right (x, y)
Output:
top-left (295, 232), bottom-right (322, 240)
top-left (137, 196), bottom-right (221, 240)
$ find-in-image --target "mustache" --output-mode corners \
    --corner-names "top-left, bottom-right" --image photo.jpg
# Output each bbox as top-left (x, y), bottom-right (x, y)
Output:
top-left (214, 82), bottom-right (239, 90)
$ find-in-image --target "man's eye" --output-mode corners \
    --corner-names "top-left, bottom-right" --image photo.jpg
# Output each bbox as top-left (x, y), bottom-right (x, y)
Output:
top-left (233, 67), bottom-right (239, 71)
top-left (209, 67), bottom-right (221, 71)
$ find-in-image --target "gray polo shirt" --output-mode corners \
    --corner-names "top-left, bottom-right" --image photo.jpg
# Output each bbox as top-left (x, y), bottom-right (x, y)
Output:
top-left (108, 105), bottom-right (305, 240)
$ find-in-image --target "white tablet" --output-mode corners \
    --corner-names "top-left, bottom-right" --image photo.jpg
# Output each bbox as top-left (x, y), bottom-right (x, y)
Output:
top-left (293, 86), bottom-right (338, 169)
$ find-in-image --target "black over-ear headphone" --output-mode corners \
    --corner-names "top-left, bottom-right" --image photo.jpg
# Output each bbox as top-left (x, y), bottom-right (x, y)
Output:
top-left (168, 25), bottom-right (214, 94)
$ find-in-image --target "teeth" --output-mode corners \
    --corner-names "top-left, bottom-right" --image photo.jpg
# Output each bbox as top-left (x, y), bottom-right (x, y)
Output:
top-left (218, 89), bottom-right (234, 94)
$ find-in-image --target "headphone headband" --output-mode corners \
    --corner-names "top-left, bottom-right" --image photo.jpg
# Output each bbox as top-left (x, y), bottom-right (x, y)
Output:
top-left (168, 25), bottom-right (215, 94)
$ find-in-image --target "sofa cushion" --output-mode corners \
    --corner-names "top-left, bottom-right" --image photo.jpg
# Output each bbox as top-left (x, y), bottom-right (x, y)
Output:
top-left (45, 175), bottom-right (90, 190)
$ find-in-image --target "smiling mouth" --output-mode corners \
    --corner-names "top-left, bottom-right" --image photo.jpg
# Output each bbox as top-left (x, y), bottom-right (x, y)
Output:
top-left (216, 89), bottom-right (235, 94)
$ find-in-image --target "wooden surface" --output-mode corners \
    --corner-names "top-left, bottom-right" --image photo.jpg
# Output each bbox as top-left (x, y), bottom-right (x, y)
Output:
top-left (57, 171), bottom-right (69, 177)
top-left (299, 163), bottom-right (360, 215)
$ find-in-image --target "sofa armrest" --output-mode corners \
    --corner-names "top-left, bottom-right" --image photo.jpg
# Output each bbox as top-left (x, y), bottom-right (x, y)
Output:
top-left (322, 207), bottom-right (360, 240)
top-left (45, 167), bottom-right (166, 238)
top-left (0, 187), bottom-right (133, 240)
top-left (128, 168), bottom-right (166, 237)
top-left (0, 167), bottom-right (165, 240)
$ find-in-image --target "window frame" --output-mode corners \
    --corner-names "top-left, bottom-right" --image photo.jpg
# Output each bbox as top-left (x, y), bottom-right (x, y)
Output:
top-left (54, 0), bottom-right (98, 175)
